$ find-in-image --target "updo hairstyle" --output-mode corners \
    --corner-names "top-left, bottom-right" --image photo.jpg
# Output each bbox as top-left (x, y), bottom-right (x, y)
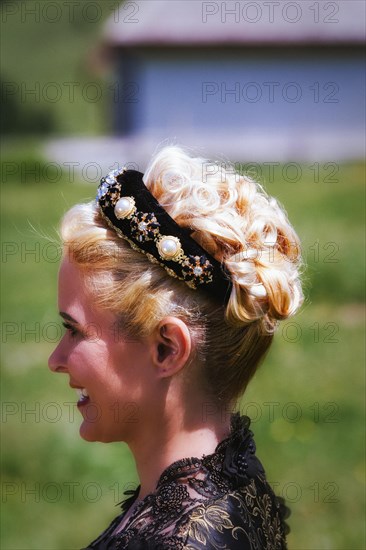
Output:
top-left (60, 146), bottom-right (303, 405)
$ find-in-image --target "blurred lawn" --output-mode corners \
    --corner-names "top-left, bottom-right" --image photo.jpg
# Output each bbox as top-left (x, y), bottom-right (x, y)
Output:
top-left (1, 149), bottom-right (365, 550)
top-left (1, 0), bottom-right (112, 136)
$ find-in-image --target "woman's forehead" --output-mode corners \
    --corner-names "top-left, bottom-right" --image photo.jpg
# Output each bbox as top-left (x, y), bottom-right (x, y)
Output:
top-left (58, 258), bottom-right (118, 330)
top-left (58, 257), bottom-right (84, 295)
top-left (58, 259), bottom-right (93, 320)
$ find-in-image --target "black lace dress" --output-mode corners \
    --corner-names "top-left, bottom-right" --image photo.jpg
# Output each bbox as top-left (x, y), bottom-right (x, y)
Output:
top-left (84, 414), bottom-right (290, 549)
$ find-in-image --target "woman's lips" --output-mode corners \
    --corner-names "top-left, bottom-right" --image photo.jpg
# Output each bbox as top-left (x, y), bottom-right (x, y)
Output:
top-left (75, 388), bottom-right (90, 407)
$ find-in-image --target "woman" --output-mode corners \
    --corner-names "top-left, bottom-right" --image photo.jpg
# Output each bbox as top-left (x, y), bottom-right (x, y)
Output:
top-left (49, 146), bottom-right (303, 549)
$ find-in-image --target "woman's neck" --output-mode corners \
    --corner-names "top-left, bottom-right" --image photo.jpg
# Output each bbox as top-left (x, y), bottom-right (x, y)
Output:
top-left (128, 406), bottom-right (231, 500)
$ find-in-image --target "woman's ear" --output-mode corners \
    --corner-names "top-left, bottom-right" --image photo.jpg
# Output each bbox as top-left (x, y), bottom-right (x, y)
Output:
top-left (151, 317), bottom-right (192, 378)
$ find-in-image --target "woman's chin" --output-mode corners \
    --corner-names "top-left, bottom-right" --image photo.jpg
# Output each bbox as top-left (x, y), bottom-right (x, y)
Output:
top-left (79, 422), bottom-right (118, 443)
top-left (79, 421), bottom-right (100, 442)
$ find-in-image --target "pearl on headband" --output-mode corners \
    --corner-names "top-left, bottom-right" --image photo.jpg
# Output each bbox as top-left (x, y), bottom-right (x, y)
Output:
top-left (114, 196), bottom-right (136, 219)
top-left (157, 236), bottom-right (183, 261)
top-left (96, 167), bottom-right (232, 302)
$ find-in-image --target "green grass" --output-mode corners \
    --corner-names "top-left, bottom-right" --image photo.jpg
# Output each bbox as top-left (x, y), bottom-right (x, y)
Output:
top-left (1, 153), bottom-right (365, 549)
top-left (1, 0), bottom-right (113, 136)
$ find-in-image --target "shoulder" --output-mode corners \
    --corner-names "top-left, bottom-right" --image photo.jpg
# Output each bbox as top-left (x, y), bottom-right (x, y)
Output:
top-left (179, 478), bottom-right (288, 550)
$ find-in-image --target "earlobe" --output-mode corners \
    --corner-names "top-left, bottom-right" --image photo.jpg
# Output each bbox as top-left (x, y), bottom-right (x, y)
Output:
top-left (152, 317), bottom-right (191, 378)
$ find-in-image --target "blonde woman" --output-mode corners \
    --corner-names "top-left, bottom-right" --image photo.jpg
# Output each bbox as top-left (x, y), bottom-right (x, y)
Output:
top-left (48, 146), bottom-right (303, 549)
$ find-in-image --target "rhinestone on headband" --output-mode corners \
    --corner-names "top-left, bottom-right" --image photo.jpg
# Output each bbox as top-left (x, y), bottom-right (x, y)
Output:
top-left (97, 168), bottom-right (124, 200)
top-left (131, 212), bottom-right (160, 242)
top-left (182, 255), bottom-right (214, 287)
top-left (96, 168), bottom-right (232, 301)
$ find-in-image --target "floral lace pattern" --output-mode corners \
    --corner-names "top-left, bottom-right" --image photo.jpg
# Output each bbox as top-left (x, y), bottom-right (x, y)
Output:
top-left (84, 414), bottom-right (290, 549)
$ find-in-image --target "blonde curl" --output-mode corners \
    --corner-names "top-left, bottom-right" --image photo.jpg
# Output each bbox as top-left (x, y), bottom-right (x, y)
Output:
top-left (144, 146), bottom-right (303, 331)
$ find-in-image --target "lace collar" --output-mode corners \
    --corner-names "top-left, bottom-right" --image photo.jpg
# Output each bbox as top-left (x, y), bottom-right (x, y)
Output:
top-left (120, 413), bottom-right (265, 512)
top-left (158, 413), bottom-right (264, 485)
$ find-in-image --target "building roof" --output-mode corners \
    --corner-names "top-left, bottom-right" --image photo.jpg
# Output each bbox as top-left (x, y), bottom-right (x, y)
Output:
top-left (103, 0), bottom-right (365, 47)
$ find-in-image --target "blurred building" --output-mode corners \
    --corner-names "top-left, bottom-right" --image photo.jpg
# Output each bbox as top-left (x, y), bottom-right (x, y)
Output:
top-left (46, 0), bottom-right (365, 168)
top-left (102, 0), bottom-right (364, 161)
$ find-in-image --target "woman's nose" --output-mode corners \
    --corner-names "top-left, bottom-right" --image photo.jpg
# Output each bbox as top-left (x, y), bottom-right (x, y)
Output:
top-left (48, 343), bottom-right (68, 374)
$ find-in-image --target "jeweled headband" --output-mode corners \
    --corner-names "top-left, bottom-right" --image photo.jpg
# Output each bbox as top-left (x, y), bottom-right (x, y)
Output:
top-left (96, 167), bottom-right (232, 303)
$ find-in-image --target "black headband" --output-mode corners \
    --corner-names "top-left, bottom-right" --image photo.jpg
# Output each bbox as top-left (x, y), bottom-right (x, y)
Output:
top-left (96, 168), bottom-right (232, 303)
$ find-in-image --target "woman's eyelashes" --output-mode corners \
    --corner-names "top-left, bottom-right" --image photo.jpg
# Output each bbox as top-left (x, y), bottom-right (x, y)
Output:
top-left (62, 321), bottom-right (80, 339)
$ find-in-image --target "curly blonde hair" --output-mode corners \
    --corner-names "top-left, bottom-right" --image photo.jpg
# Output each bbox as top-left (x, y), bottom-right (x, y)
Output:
top-left (60, 146), bottom-right (303, 404)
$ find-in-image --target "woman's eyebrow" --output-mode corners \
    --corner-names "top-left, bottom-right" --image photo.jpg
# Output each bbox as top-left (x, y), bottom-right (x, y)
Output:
top-left (59, 311), bottom-right (79, 324)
